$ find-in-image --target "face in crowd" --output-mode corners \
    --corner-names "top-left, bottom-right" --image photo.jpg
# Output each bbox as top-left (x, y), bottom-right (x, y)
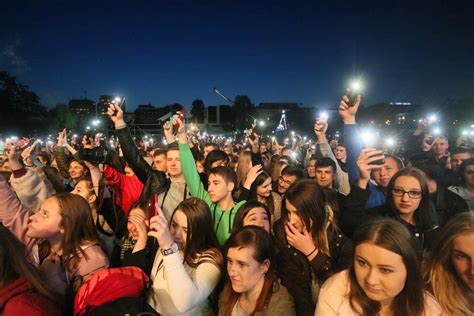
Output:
top-left (463, 164), bottom-right (474, 188)
top-left (170, 209), bottom-right (188, 251)
top-left (451, 152), bottom-right (472, 173)
top-left (208, 173), bottom-right (234, 203)
top-left (277, 174), bottom-right (297, 194)
top-left (204, 145), bottom-right (218, 159)
top-left (166, 149), bottom-right (182, 178)
top-left (227, 244), bottom-right (270, 294)
top-left (242, 207), bottom-right (270, 233)
top-left (451, 230), bottom-right (474, 291)
top-left (391, 175), bottom-right (422, 222)
top-left (372, 157), bottom-right (400, 188)
top-left (432, 137), bottom-right (449, 157)
top-left (27, 197), bottom-right (64, 240)
top-left (285, 199), bottom-right (306, 233)
top-left (127, 207), bottom-right (147, 241)
top-left (68, 161), bottom-right (86, 181)
top-left (334, 145), bottom-right (346, 161)
top-left (153, 152), bottom-right (167, 172)
top-left (256, 177), bottom-right (272, 199)
top-left (315, 166), bottom-right (335, 189)
top-left (354, 242), bottom-right (407, 306)
top-left (307, 159), bottom-right (316, 178)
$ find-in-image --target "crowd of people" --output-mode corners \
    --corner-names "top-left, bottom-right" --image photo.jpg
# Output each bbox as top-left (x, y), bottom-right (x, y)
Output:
top-left (0, 94), bottom-right (472, 315)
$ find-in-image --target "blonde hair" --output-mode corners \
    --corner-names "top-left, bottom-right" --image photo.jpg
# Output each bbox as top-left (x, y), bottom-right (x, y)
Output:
top-left (424, 213), bottom-right (474, 315)
top-left (235, 151), bottom-right (252, 189)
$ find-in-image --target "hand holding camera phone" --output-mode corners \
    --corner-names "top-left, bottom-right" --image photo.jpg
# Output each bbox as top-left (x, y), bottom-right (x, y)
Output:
top-left (345, 88), bottom-right (358, 107)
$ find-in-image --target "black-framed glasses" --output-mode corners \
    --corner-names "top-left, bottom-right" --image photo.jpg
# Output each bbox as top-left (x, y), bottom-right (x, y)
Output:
top-left (392, 188), bottom-right (422, 199)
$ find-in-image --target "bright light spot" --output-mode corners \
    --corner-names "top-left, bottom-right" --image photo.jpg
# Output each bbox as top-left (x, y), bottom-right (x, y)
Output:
top-left (73, 134), bottom-right (78, 138)
top-left (428, 114), bottom-right (437, 123)
top-left (258, 120), bottom-right (265, 127)
top-left (360, 128), bottom-right (377, 147)
top-left (291, 131), bottom-right (295, 136)
top-left (303, 136), bottom-right (307, 140)
top-left (350, 80), bottom-right (363, 92)
top-left (86, 126), bottom-right (90, 130)
top-left (385, 138), bottom-right (396, 147)
top-left (282, 110), bottom-right (286, 114)
top-left (291, 152), bottom-right (297, 158)
top-left (319, 111), bottom-right (329, 120)
top-left (433, 127), bottom-right (442, 135)
top-left (115, 96), bottom-right (122, 102)
top-left (91, 119), bottom-right (100, 126)
top-left (461, 130), bottom-right (468, 136)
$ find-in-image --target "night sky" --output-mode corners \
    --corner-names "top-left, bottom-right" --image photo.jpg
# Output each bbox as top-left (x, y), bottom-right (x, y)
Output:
top-left (1, 0), bottom-right (473, 111)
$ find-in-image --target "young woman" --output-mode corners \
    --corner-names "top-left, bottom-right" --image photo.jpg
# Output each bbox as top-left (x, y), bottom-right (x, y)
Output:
top-left (238, 168), bottom-right (279, 223)
top-left (147, 197), bottom-right (223, 315)
top-left (0, 226), bottom-right (61, 316)
top-left (1, 147), bottom-right (109, 288)
top-left (424, 212), bottom-right (474, 315)
top-left (219, 226), bottom-right (296, 316)
top-left (274, 180), bottom-right (353, 316)
top-left (232, 200), bottom-right (271, 234)
top-left (235, 151), bottom-right (252, 190)
top-left (316, 218), bottom-right (442, 316)
top-left (0, 166), bottom-right (109, 296)
top-left (343, 168), bottom-right (438, 249)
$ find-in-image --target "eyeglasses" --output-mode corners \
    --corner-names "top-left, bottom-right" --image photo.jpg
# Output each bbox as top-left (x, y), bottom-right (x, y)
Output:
top-left (279, 176), bottom-right (294, 186)
top-left (392, 188), bottom-right (422, 199)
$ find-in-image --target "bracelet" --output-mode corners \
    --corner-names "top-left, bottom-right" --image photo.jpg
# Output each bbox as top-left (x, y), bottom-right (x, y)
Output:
top-left (306, 247), bottom-right (317, 257)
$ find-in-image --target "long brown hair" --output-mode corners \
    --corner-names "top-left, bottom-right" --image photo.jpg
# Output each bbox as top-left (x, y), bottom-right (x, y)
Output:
top-left (170, 198), bottom-right (223, 269)
top-left (220, 226), bottom-right (277, 316)
top-left (249, 169), bottom-right (275, 217)
top-left (0, 226), bottom-right (59, 305)
top-left (53, 193), bottom-right (104, 272)
top-left (282, 180), bottom-right (334, 255)
top-left (424, 212), bottom-right (474, 315)
top-left (349, 218), bottom-right (425, 316)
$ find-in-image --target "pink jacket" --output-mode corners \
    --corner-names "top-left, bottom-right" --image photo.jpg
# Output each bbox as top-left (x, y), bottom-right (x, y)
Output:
top-left (0, 174), bottom-right (109, 295)
top-left (315, 270), bottom-right (443, 316)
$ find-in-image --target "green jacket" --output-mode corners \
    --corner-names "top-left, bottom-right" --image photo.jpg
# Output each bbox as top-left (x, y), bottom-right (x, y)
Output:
top-left (179, 143), bottom-right (245, 244)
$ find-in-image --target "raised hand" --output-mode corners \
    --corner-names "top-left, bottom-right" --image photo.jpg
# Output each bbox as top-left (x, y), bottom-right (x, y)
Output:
top-left (314, 120), bottom-right (328, 143)
top-left (338, 94), bottom-right (361, 124)
top-left (356, 148), bottom-right (385, 188)
top-left (56, 128), bottom-right (67, 147)
top-left (243, 164), bottom-right (263, 189)
top-left (148, 201), bottom-right (174, 249)
top-left (107, 102), bottom-right (125, 126)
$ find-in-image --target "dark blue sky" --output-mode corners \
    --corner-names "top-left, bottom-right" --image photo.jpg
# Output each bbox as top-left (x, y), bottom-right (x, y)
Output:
top-left (1, 0), bottom-right (472, 111)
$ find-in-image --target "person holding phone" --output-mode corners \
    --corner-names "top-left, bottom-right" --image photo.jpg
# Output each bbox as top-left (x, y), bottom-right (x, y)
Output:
top-left (107, 103), bottom-right (191, 222)
top-left (339, 94), bottom-right (404, 209)
top-left (146, 198), bottom-right (223, 315)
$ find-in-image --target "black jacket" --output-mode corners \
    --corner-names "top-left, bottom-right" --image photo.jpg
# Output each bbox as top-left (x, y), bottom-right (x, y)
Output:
top-left (115, 126), bottom-right (169, 201)
top-left (273, 219), bottom-right (353, 316)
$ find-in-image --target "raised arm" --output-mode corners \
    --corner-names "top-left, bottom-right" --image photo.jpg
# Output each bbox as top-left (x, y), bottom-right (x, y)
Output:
top-left (339, 94), bottom-right (363, 185)
top-left (107, 102), bottom-right (153, 184)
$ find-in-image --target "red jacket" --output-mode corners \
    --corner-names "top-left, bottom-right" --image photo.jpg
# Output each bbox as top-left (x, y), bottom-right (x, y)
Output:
top-left (104, 165), bottom-right (144, 214)
top-left (0, 277), bottom-right (61, 316)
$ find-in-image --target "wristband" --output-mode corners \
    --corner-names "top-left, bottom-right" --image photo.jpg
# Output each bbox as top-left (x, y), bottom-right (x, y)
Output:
top-left (306, 247), bottom-right (317, 257)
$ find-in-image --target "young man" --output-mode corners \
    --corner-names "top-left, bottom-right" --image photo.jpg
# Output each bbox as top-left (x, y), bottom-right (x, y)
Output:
top-left (108, 103), bottom-right (190, 220)
top-left (275, 165), bottom-right (304, 196)
top-left (315, 157), bottom-right (337, 189)
top-left (176, 118), bottom-right (245, 244)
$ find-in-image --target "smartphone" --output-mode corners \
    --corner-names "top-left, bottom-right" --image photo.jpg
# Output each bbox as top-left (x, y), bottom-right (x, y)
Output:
top-left (345, 88), bottom-right (357, 107)
top-left (148, 193), bottom-right (158, 220)
top-left (369, 153), bottom-right (385, 165)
